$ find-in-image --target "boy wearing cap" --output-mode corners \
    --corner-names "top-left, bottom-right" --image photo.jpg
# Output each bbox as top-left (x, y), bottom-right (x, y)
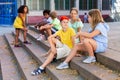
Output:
top-left (31, 16), bottom-right (76, 75)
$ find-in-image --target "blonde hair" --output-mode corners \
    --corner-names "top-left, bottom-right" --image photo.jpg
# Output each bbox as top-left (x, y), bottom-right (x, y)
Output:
top-left (70, 8), bottom-right (78, 14)
top-left (50, 11), bottom-right (57, 19)
top-left (88, 9), bottom-right (104, 30)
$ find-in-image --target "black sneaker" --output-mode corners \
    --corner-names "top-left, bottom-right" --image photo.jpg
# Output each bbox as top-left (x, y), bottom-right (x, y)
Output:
top-left (14, 44), bottom-right (21, 47)
top-left (23, 41), bottom-right (32, 44)
top-left (31, 67), bottom-right (44, 76)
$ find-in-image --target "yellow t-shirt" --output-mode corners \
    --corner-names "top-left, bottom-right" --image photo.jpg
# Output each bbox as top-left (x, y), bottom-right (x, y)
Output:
top-left (55, 27), bottom-right (76, 49)
top-left (13, 16), bottom-right (24, 28)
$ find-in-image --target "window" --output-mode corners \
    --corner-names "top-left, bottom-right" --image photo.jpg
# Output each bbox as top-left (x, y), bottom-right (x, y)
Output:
top-left (79, 0), bottom-right (98, 10)
top-left (65, 0), bottom-right (70, 10)
top-left (89, 0), bottom-right (97, 9)
top-left (79, 0), bottom-right (87, 10)
top-left (55, 0), bottom-right (75, 10)
top-left (26, 0), bottom-right (50, 11)
top-left (102, 0), bottom-right (110, 10)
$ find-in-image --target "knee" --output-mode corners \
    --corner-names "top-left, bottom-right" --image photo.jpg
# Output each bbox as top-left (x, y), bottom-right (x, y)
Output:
top-left (50, 50), bottom-right (57, 55)
top-left (48, 36), bottom-right (56, 42)
top-left (15, 33), bottom-right (19, 37)
top-left (83, 39), bottom-right (90, 44)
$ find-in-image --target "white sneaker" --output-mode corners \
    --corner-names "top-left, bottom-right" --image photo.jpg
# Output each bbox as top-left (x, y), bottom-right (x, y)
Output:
top-left (56, 62), bottom-right (69, 70)
top-left (37, 34), bottom-right (45, 41)
top-left (37, 37), bottom-right (42, 41)
top-left (35, 35), bottom-right (40, 39)
top-left (83, 56), bottom-right (96, 64)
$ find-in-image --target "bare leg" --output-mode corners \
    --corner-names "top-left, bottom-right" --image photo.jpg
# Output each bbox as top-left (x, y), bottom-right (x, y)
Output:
top-left (41, 52), bottom-right (56, 68)
top-left (40, 37), bottom-right (57, 68)
top-left (23, 29), bottom-right (27, 42)
top-left (83, 39), bottom-right (97, 56)
top-left (15, 29), bottom-right (20, 45)
top-left (48, 36), bottom-right (57, 53)
top-left (46, 28), bottom-right (52, 36)
top-left (64, 43), bottom-right (86, 63)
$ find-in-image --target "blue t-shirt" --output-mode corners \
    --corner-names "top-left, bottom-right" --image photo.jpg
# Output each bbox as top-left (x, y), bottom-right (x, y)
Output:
top-left (89, 22), bottom-right (110, 44)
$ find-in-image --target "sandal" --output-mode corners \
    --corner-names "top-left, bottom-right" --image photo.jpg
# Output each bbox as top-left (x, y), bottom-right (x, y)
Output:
top-left (31, 67), bottom-right (44, 76)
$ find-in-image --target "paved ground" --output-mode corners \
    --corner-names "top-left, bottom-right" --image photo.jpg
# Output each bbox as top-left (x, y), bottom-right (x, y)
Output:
top-left (0, 25), bottom-right (14, 35)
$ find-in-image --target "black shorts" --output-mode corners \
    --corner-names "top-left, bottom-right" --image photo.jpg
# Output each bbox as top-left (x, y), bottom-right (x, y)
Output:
top-left (15, 28), bottom-right (21, 30)
top-left (51, 27), bottom-right (58, 34)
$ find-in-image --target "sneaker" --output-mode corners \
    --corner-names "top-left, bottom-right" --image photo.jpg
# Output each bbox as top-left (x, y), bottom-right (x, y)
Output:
top-left (23, 41), bottom-right (32, 44)
top-left (31, 67), bottom-right (44, 76)
top-left (37, 34), bottom-right (45, 41)
top-left (14, 44), bottom-right (21, 47)
top-left (56, 62), bottom-right (69, 70)
top-left (37, 36), bottom-right (44, 41)
top-left (83, 56), bottom-right (96, 64)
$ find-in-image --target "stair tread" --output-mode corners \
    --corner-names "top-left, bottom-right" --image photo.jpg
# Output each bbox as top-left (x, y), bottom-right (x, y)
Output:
top-left (29, 26), bottom-right (120, 72)
top-left (27, 28), bottom-right (120, 80)
top-left (5, 34), bottom-right (50, 80)
top-left (71, 57), bottom-right (120, 80)
top-left (0, 36), bottom-right (21, 80)
top-left (17, 31), bottom-right (84, 80)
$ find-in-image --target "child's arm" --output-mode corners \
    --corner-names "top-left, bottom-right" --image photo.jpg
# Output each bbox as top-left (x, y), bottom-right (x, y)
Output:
top-left (18, 13), bottom-right (26, 28)
top-left (78, 30), bottom-right (101, 38)
top-left (46, 24), bottom-right (54, 29)
top-left (40, 24), bottom-right (54, 30)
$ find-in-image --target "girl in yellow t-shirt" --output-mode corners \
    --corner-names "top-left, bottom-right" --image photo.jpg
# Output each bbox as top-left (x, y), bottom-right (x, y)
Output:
top-left (13, 5), bottom-right (31, 47)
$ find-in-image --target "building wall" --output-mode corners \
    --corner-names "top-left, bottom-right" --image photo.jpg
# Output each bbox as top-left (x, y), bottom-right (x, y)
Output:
top-left (23, 0), bottom-right (111, 24)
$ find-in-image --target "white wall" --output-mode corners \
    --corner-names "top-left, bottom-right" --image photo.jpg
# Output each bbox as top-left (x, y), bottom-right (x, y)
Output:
top-left (28, 10), bottom-right (111, 16)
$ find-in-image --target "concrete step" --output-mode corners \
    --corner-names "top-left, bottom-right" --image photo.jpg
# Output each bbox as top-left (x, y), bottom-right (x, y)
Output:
top-left (27, 29), bottom-right (120, 80)
top-left (4, 34), bottom-right (50, 80)
top-left (70, 57), bottom-right (120, 80)
top-left (29, 26), bottom-right (40, 34)
top-left (0, 61), bottom-right (2, 80)
top-left (29, 25), bottom-right (120, 73)
top-left (13, 31), bottom-right (84, 80)
top-left (96, 49), bottom-right (120, 73)
top-left (0, 36), bottom-right (22, 80)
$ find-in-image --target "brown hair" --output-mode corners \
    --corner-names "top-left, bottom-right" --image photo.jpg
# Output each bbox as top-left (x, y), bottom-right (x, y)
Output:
top-left (70, 8), bottom-right (78, 14)
top-left (50, 11), bottom-right (57, 19)
top-left (88, 9), bottom-right (104, 30)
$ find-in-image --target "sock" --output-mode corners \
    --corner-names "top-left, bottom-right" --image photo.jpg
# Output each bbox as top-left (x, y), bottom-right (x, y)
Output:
top-left (63, 62), bottom-right (68, 65)
top-left (39, 66), bottom-right (44, 70)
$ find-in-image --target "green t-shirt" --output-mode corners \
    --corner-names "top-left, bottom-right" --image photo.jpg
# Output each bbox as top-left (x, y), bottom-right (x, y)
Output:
top-left (52, 18), bottom-right (61, 30)
top-left (69, 21), bottom-right (83, 33)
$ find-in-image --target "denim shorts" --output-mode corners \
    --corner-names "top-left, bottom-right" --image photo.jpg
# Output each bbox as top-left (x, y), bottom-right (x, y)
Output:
top-left (95, 42), bottom-right (107, 53)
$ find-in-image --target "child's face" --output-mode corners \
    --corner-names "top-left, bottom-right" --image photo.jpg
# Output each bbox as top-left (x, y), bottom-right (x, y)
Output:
top-left (44, 13), bottom-right (49, 19)
top-left (61, 19), bottom-right (69, 30)
top-left (24, 7), bottom-right (28, 13)
top-left (88, 15), bottom-right (92, 24)
top-left (70, 10), bottom-right (78, 19)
